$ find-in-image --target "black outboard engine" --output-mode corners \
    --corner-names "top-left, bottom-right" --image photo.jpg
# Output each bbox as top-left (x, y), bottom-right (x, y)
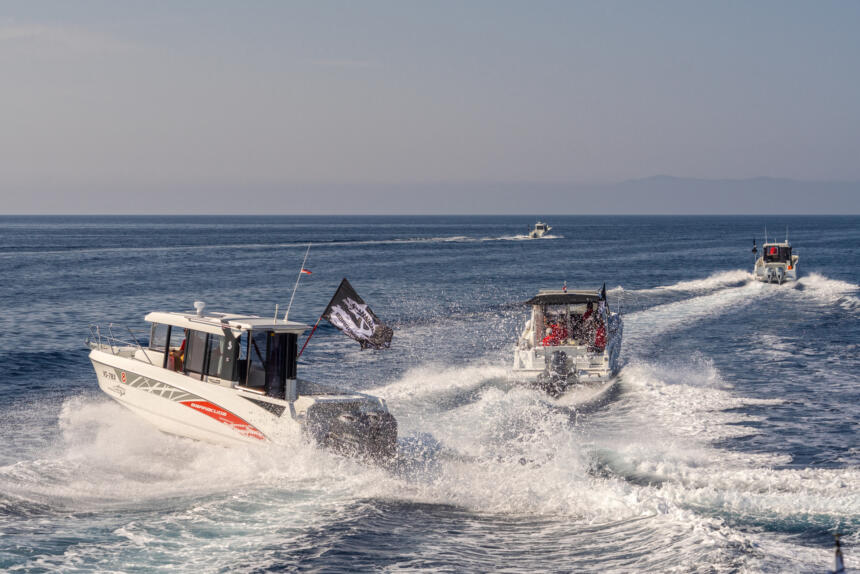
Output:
top-left (536, 350), bottom-right (573, 397)
top-left (305, 405), bottom-right (398, 461)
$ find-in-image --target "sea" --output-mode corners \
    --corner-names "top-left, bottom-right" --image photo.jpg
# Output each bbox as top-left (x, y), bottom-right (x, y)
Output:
top-left (0, 215), bottom-right (857, 573)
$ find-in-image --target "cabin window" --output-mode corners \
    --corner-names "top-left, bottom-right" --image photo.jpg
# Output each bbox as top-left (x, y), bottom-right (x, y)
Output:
top-left (243, 331), bottom-right (298, 398)
top-left (149, 323), bottom-right (169, 352)
top-left (162, 327), bottom-right (187, 371)
top-left (168, 327), bottom-right (186, 351)
top-left (247, 330), bottom-right (269, 389)
top-left (205, 332), bottom-right (239, 381)
top-left (764, 246), bottom-right (791, 263)
top-left (185, 330), bottom-right (208, 376)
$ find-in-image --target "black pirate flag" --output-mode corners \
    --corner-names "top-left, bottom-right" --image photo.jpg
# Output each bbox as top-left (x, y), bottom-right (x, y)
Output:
top-left (322, 279), bottom-right (393, 350)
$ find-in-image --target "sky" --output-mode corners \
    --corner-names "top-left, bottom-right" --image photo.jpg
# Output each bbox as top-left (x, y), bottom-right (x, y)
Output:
top-left (1, 1), bottom-right (859, 214)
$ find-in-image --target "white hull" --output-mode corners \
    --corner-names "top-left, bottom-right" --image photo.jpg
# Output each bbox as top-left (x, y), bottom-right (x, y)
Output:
top-left (92, 350), bottom-right (283, 445)
top-left (90, 347), bottom-right (395, 455)
top-left (511, 288), bottom-right (623, 396)
top-left (528, 222), bottom-right (552, 238)
top-left (753, 256), bottom-right (799, 284)
top-left (512, 323), bottom-right (623, 385)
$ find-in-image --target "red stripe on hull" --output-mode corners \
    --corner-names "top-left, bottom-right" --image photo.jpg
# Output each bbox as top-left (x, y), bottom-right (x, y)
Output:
top-left (180, 400), bottom-right (265, 441)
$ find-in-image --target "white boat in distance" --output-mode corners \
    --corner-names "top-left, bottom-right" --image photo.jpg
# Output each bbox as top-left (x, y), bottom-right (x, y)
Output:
top-left (752, 233), bottom-right (798, 284)
top-left (88, 302), bottom-right (397, 459)
top-left (512, 288), bottom-right (622, 396)
top-left (528, 221), bottom-right (552, 238)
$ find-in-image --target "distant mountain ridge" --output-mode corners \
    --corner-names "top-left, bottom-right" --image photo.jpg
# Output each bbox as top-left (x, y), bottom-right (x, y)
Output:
top-left (579, 175), bottom-right (860, 214)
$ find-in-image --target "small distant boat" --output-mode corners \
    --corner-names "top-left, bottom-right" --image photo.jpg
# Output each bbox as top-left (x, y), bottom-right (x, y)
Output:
top-left (512, 286), bottom-right (623, 397)
top-left (752, 230), bottom-right (798, 284)
top-left (528, 221), bottom-right (552, 238)
top-left (87, 301), bottom-right (397, 459)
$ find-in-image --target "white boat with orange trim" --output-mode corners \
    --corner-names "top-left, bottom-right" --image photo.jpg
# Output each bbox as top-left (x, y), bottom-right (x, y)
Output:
top-left (87, 302), bottom-right (397, 459)
top-left (752, 232), bottom-right (799, 284)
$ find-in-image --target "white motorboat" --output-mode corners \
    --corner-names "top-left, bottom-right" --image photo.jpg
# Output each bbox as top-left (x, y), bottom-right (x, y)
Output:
top-left (752, 233), bottom-right (798, 284)
top-left (528, 221), bottom-right (552, 238)
top-left (87, 302), bottom-right (397, 459)
top-left (512, 287), bottom-right (622, 396)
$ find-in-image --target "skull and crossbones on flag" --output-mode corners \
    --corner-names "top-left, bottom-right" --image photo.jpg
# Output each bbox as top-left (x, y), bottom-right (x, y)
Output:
top-left (322, 279), bottom-right (393, 350)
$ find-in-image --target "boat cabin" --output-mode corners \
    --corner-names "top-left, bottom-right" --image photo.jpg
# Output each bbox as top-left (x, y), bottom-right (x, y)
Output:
top-left (144, 309), bottom-right (308, 400)
top-left (762, 243), bottom-right (792, 264)
top-left (525, 290), bottom-right (607, 348)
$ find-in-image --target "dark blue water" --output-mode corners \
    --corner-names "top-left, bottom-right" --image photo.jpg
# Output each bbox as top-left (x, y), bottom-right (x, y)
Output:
top-left (1, 215), bottom-right (857, 572)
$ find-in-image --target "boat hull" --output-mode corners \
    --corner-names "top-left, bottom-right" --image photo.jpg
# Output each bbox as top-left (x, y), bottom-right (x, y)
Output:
top-left (513, 316), bottom-right (622, 396)
top-left (90, 349), bottom-right (396, 458)
top-left (753, 256), bottom-right (799, 284)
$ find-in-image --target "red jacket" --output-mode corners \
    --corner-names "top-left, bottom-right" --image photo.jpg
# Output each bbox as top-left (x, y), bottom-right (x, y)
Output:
top-left (594, 325), bottom-right (606, 348)
top-left (542, 324), bottom-right (568, 346)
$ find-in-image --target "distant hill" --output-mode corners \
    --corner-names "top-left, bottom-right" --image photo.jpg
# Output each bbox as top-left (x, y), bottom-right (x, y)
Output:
top-left (589, 176), bottom-right (860, 214)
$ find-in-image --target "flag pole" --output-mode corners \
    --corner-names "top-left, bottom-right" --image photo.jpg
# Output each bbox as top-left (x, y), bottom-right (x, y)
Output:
top-left (298, 278), bottom-right (347, 358)
top-left (298, 317), bottom-right (322, 358)
top-left (285, 243), bottom-right (311, 322)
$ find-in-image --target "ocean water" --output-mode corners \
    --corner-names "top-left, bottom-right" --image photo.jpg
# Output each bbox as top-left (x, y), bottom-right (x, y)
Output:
top-left (0, 215), bottom-right (857, 573)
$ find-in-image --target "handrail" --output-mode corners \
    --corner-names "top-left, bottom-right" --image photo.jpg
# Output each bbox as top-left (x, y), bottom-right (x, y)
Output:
top-left (126, 326), bottom-right (152, 364)
top-left (87, 323), bottom-right (153, 359)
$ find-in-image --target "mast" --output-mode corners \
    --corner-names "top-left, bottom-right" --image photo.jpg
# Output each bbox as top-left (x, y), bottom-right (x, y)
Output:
top-left (285, 244), bottom-right (311, 321)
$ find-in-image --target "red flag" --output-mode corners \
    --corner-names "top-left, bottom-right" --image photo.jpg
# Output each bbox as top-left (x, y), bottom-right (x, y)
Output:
top-left (301, 269), bottom-right (312, 275)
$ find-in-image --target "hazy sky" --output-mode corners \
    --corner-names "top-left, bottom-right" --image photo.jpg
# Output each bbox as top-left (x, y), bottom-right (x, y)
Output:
top-left (1, 1), bottom-right (859, 213)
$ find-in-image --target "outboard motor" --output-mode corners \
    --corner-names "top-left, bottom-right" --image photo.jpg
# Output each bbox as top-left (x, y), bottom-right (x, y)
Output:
top-left (536, 350), bottom-right (572, 397)
top-left (305, 404), bottom-right (398, 461)
top-left (775, 267), bottom-right (785, 285)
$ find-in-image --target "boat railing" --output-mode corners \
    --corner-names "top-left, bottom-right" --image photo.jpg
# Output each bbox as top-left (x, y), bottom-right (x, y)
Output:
top-left (87, 323), bottom-right (153, 364)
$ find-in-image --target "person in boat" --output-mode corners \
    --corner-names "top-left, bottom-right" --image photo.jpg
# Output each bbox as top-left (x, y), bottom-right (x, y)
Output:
top-left (542, 316), bottom-right (568, 346)
top-left (582, 301), bottom-right (594, 322)
top-left (169, 337), bottom-right (186, 371)
top-left (593, 319), bottom-right (606, 351)
top-left (573, 301), bottom-right (594, 339)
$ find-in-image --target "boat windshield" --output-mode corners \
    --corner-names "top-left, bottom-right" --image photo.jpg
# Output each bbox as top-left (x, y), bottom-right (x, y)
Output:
top-left (763, 245), bottom-right (791, 263)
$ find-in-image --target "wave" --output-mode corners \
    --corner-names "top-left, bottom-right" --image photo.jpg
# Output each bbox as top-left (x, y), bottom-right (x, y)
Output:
top-left (623, 280), bottom-right (770, 347)
top-left (2, 356), bottom-right (853, 572)
top-left (590, 358), bottom-right (860, 533)
top-left (794, 272), bottom-right (860, 312)
top-left (645, 269), bottom-right (753, 293)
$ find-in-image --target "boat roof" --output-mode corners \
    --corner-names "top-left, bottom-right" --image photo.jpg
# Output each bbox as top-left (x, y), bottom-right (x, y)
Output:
top-left (525, 289), bottom-right (604, 305)
top-left (144, 311), bottom-right (309, 336)
top-left (762, 241), bottom-right (790, 247)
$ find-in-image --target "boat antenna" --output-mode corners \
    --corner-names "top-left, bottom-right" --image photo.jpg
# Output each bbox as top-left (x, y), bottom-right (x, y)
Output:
top-left (834, 533), bottom-right (845, 574)
top-left (785, 225), bottom-right (789, 244)
top-left (284, 243), bottom-right (311, 321)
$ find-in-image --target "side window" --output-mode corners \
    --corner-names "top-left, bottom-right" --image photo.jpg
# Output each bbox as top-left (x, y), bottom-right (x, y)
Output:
top-left (168, 327), bottom-right (186, 351)
top-left (206, 333), bottom-right (238, 381)
top-left (149, 324), bottom-right (169, 351)
top-left (185, 330), bottom-right (208, 375)
top-left (247, 330), bottom-right (268, 388)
